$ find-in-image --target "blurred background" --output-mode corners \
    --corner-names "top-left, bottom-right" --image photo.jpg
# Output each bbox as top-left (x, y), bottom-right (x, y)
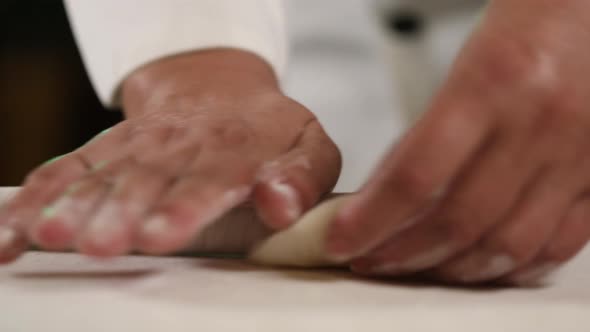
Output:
top-left (283, 0), bottom-right (480, 191)
top-left (0, 0), bottom-right (481, 190)
top-left (1, 1), bottom-right (121, 185)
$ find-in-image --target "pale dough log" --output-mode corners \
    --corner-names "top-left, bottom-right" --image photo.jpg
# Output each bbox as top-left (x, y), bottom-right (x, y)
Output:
top-left (249, 195), bottom-right (352, 267)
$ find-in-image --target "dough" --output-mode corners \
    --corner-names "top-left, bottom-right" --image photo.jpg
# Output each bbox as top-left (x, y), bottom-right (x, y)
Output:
top-left (249, 195), bottom-right (352, 267)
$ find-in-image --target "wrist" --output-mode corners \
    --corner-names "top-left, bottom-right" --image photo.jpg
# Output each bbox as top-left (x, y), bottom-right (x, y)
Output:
top-left (121, 48), bottom-right (281, 118)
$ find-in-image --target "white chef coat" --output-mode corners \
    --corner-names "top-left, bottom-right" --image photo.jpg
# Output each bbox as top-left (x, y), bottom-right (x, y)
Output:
top-left (64, 0), bottom-right (287, 107)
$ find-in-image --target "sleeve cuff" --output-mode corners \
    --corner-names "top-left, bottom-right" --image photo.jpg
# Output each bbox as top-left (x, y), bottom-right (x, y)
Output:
top-left (64, 0), bottom-right (287, 108)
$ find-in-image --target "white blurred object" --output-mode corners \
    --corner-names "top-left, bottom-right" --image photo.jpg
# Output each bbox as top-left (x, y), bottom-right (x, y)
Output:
top-left (284, 0), bottom-right (403, 192)
top-left (283, 0), bottom-right (485, 192)
top-left (374, 0), bottom-right (485, 122)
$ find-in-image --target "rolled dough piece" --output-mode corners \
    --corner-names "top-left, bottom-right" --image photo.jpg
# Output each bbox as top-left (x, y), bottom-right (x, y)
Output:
top-left (249, 195), bottom-right (352, 267)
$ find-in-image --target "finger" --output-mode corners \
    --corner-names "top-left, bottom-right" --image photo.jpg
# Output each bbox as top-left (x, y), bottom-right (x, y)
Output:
top-left (0, 124), bottom-right (127, 245)
top-left (0, 154), bottom-right (89, 262)
top-left (0, 225), bottom-right (28, 264)
top-left (326, 86), bottom-right (493, 260)
top-left (432, 168), bottom-right (578, 284)
top-left (76, 166), bottom-right (168, 257)
top-left (253, 119), bottom-right (342, 230)
top-left (503, 196), bottom-right (590, 286)
top-left (76, 124), bottom-right (129, 165)
top-left (77, 142), bottom-right (200, 257)
top-left (136, 153), bottom-right (256, 255)
top-left (71, 124), bottom-right (194, 256)
top-left (27, 160), bottom-right (125, 250)
top-left (349, 130), bottom-right (536, 275)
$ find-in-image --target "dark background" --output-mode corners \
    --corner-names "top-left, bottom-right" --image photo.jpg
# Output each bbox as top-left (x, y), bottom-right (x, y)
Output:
top-left (1, 1), bottom-right (122, 185)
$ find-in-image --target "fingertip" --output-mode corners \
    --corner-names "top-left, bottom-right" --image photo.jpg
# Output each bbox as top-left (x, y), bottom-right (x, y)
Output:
top-left (253, 179), bottom-right (303, 230)
top-left (137, 212), bottom-right (202, 255)
top-left (77, 237), bottom-right (130, 258)
top-left (29, 218), bottom-right (75, 251)
top-left (504, 263), bottom-right (559, 287)
top-left (0, 227), bottom-right (27, 264)
top-left (77, 226), bottom-right (131, 258)
top-left (136, 215), bottom-right (178, 254)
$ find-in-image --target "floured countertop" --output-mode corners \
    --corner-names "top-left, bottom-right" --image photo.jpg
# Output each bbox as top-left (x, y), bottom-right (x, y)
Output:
top-left (0, 251), bottom-right (589, 332)
top-left (0, 187), bottom-right (589, 332)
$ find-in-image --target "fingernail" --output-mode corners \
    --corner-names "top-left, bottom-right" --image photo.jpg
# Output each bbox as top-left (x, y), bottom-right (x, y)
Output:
top-left (141, 215), bottom-right (172, 237)
top-left (511, 263), bottom-right (558, 286)
top-left (326, 237), bottom-right (378, 263)
top-left (460, 254), bottom-right (516, 282)
top-left (222, 186), bottom-right (252, 207)
top-left (87, 203), bottom-right (122, 245)
top-left (268, 180), bottom-right (302, 221)
top-left (399, 244), bottom-right (453, 271)
top-left (0, 227), bottom-right (17, 250)
top-left (365, 244), bottom-right (453, 275)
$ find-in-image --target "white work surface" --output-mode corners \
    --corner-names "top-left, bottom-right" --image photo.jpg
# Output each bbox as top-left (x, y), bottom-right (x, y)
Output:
top-left (0, 188), bottom-right (589, 332)
top-left (4, 2), bottom-right (584, 330)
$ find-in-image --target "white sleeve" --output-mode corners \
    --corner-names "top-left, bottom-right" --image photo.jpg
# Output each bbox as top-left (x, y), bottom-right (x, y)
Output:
top-left (64, 0), bottom-right (287, 108)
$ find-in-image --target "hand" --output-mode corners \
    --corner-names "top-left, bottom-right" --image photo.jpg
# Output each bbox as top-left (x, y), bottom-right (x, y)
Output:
top-left (0, 49), bottom-right (341, 262)
top-left (327, 0), bottom-right (590, 285)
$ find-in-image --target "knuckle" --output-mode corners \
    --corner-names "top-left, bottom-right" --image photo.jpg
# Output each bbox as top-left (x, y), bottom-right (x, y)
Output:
top-left (208, 120), bottom-right (252, 148)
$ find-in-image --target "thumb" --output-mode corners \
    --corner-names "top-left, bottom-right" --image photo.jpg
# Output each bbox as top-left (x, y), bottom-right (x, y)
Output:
top-left (253, 120), bottom-right (341, 230)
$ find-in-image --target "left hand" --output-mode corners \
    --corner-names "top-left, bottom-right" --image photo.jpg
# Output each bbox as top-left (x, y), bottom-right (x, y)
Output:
top-left (0, 50), bottom-right (341, 262)
top-left (326, 0), bottom-right (590, 285)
